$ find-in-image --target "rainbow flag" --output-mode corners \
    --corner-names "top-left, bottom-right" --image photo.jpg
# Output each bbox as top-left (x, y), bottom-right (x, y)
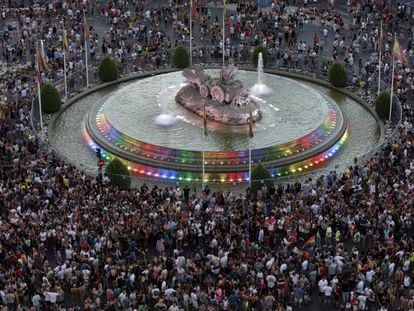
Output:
top-left (84, 15), bottom-right (90, 40)
top-left (35, 65), bottom-right (43, 86)
top-left (36, 46), bottom-right (48, 72)
top-left (302, 235), bottom-right (316, 250)
top-left (63, 30), bottom-right (69, 51)
top-left (379, 22), bottom-right (383, 47)
top-left (392, 38), bottom-right (408, 64)
top-left (190, 0), bottom-right (197, 18)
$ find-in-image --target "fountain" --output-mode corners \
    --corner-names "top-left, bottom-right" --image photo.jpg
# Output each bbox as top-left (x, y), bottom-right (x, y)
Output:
top-left (251, 52), bottom-right (273, 96)
top-left (154, 113), bottom-right (176, 126)
top-left (175, 64), bottom-right (262, 125)
top-left (154, 88), bottom-right (177, 126)
top-left (48, 64), bottom-right (382, 183)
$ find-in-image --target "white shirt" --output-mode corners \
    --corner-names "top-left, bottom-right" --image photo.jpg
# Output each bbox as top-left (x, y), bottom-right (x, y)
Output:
top-left (356, 280), bottom-right (364, 293)
top-left (404, 276), bottom-right (411, 287)
top-left (332, 277), bottom-right (339, 289)
top-left (190, 292), bottom-right (198, 307)
top-left (44, 291), bottom-right (58, 303)
top-left (366, 270), bottom-right (375, 283)
top-left (266, 275), bottom-right (276, 288)
top-left (266, 257), bottom-right (275, 270)
top-left (358, 294), bottom-right (367, 309)
top-left (318, 279), bottom-right (328, 292)
top-left (32, 294), bottom-right (41, 306)
top-left (388, 262), bottom-right (395, 276)
top-left (324, 285), bottom-right (333, 296)
top-left (302, 260), bottom-right (308, 271)
top-left (220, 255), bottom-right (228, 268)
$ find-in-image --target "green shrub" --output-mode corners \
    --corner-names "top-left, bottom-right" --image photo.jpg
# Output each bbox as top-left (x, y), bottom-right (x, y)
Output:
top-left (41, 84), bottom-right (61, 113)
top-left (328, 63), bottom-right (347, 87)
top-left (252, 45), bottom-right (269, 68)
top-left (98, 57), bottom-right (119, 82)
top-left (375, 91), bottom-right (391, 119)
top-left (173, 45), bottom-right (190, 68)
top-left (251, 163), bottom-right (273, 197)
top-left (105, 158), bottom-right (131, 189)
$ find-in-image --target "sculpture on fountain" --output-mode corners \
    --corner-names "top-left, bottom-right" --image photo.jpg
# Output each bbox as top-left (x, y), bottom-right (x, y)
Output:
top-left (176, 64), bottom-right (262, 125)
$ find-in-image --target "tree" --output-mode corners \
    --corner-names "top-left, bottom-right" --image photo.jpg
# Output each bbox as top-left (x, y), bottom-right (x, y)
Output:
top-left (41, 83), bottom-right (61, 113)
top-left (252, 45), bottom-right (269, 68)
top-left (105, 158), bottom-right (131, 189)
top-left (375, 91), bottom-right (391, 119)
top-left (328, 63), bottom-right (347, 87)
top-left (98, 57), bottom-right (119, 82)
top-left (173, 45), bottom-right (190, 68)
top-left (251, 163), bottom-right (273, 197)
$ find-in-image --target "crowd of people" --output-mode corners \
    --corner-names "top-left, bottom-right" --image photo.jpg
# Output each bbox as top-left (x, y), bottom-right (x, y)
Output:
top-left (0, 0), bottom-right (414, 310)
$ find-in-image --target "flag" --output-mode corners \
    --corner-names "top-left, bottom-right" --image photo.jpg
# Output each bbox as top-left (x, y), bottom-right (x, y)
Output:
top-left (392, 38), bottom-right (408, 64)
top-left (248, 110), bottom-right (253, 139)
top-left (36, 46), bottom-right (48, 72)
top-left (35, 65), bottom-right (43, 86)
top-left (302, 235), bottom-right (316, 250)
top-left (190, 0), bottom-right (197, 18)
top-left (63, 30), bottom-right (68, 51)
top-left (223, 0), bottom-right (226, 16)
top-left (379, 22), bottom-right (384, 47)
top-left (203, 104), bottom-right (208, 136)
top-left (84, 15), bottom-right (90, 41)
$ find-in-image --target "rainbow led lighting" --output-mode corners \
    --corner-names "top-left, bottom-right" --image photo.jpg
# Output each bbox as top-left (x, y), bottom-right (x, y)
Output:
top-left (92, 100), bottom-right (339, 167)
top-left (84, 126), bottom-right (349, 183)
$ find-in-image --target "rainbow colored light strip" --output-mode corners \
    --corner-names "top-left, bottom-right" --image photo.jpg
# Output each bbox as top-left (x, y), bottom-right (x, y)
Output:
top-left (93, 100), bottom-right (340, 167)
top-left (84, 127), bottom-right (349, 183)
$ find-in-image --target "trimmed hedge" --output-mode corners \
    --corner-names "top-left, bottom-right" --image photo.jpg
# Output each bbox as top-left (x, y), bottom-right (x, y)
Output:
top-left (105, 158), bottom-right (131, 189)
top-left (251, 163), bottom-right (273, 197)
top-left (375, 91), bottom-right (391, 119)
top-left (98, 57), bottom-right (119, 82)
top-left (173, 45), bottom-right (190, 68)
top-left (328, 63), bottom-right (347, 87)
top-left (252, 45), bottom-right (269, 68)
top-left (41, 83), bottom-right (61, 113)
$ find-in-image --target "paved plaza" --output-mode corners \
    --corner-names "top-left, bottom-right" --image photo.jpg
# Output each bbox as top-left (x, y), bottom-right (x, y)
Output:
top-left (0, 0), bottom-right (413, 310)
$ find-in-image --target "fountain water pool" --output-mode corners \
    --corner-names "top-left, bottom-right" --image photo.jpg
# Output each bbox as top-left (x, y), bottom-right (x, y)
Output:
top-left (49, 69), bottom-right (380, 183)
top-left (83, 69), bottom-right (348, 181)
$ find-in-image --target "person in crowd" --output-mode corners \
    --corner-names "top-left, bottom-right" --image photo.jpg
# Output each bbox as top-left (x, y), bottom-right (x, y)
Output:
top-left (0, 0), bottom-right (413, 310)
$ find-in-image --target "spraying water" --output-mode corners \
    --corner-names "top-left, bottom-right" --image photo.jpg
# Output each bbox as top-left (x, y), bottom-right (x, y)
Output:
top-left (251, 52), bottom-right (272, 96)
top-left (154, 87), bottom-right (177, 126)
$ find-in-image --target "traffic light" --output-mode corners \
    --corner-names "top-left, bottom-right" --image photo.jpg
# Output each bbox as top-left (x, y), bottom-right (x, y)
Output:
top-left (95, 147), bottom-right (102, 159)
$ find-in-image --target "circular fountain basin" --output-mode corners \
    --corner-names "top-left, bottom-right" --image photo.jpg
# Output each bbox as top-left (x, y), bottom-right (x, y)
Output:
top-left (83, 70), bottom-right (348, 180)
top-left (50, 69), bottom-right (380, 182)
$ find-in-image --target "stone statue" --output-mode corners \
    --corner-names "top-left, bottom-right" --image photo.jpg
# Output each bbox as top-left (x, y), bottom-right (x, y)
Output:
top-left (220, 64), bottom-right (239, 81)
top-left (182, 65), bottom-right (210, 87)
top-left (176, 64), bottom-right (262, 125)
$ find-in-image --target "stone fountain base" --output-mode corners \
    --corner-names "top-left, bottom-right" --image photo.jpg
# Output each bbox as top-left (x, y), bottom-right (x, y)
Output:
top-left (175, 84), bottom-right (262, 125)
